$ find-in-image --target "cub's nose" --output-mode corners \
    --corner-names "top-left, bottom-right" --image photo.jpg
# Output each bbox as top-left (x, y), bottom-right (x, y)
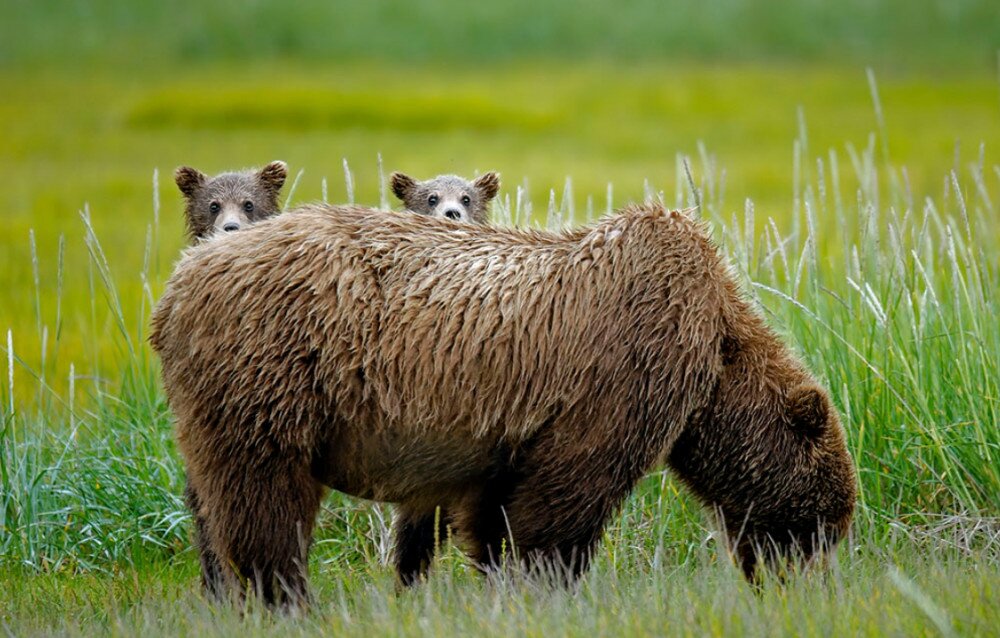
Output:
top-left (223, 222), bottom-right (241, 232)
top-left (444, 209), bottom-right (461, 220)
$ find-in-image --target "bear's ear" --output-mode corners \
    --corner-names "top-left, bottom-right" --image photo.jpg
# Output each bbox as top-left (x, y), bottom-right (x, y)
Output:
top-left (174, 166), bottom-right (206, 198)
top-left (787, 385), bottom-right (830, 436)
top-left (474, 171), bottom-right (500, 201)
top-left (390, 172), bottom-right (417, 202)
top-left (257, 160), bottom-right (287, 195)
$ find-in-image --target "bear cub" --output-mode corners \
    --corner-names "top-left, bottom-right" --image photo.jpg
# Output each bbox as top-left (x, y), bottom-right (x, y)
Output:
top-left (174, 161), bottom-right (287, 241)
top-left (390, 171), bottom-right (499, 224)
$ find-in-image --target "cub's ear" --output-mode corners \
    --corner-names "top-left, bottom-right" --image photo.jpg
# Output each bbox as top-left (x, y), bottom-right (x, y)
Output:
top-left (787, 385), bottom-right (830, 436)
top-left (174, 166), bottom-right (206, 198)
top-left (390, 172), bottom-right (417, 202)
top-left (474, 171), bottom-right (500, 201)
top-left (257, 160), bottom-right (287, 195)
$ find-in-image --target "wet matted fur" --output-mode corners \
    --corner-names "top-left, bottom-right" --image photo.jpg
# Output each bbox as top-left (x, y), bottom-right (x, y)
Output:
top-left (150, 203), bottom-right (856, 608)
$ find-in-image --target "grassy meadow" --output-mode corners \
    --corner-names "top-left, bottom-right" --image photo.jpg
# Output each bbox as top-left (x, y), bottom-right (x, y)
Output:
top-left (2, 1), bottom-right (1000, 635)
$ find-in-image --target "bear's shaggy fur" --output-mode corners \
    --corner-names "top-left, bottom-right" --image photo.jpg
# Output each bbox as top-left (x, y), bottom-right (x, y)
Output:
top-left (150, 203), bottom-right (856, 607)
top-left (390, 171), bottom-right (499, 223)
top-left (175, 161), bottom-right (287, 241)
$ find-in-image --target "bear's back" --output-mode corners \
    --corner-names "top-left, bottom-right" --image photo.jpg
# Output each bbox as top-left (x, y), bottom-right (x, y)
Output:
top-left (151, 203), bottom-right (730, 456)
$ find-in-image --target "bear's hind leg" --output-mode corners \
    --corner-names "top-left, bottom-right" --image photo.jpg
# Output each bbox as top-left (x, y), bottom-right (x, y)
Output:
top-left (465, 426), bottom-right (644, 584)
top-left (199, 454), bottom-right (324, 610)
top-left (453, 458), bottom-right (524, 573)
top-left (392, 504), bottom-right (451, 587)
top-left (184, 479), bottom-right (224, 599)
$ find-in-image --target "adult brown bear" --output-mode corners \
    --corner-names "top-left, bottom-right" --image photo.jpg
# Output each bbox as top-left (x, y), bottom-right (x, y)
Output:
top-left (172, 159), bottom-right (288, 599)
top-left (150, 203), bottom-right (856, 608)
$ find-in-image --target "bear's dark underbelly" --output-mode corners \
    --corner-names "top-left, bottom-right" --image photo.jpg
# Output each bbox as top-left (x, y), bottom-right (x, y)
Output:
top-left (312, 425), bottom-right (502, 505)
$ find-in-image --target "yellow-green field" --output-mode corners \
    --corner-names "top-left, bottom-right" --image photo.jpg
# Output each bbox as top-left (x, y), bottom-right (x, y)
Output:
top-left (3, 62), bottom-right (999, 400)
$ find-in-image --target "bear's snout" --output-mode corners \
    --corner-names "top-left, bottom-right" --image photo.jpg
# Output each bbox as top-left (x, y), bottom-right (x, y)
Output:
top-left (444, 209), bottom-right (461, 220)
top-left (223, 222), bottom-right (241, 232)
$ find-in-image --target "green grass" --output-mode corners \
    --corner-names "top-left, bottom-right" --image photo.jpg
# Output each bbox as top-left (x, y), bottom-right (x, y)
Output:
top-left (2, 536), bottom-right (998, 636)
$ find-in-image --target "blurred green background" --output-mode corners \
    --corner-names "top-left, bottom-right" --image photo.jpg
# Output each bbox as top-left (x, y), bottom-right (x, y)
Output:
top-left (1, 0), bottom-right (999, 396)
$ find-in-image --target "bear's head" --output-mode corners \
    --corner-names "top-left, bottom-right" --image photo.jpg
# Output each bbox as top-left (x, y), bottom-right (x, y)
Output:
top-left (390, 172), bottom-right (499, 224)
top-left (668, 341), bottom-right (857, 581)
top-left (174, 161), bottom-right (287, 242)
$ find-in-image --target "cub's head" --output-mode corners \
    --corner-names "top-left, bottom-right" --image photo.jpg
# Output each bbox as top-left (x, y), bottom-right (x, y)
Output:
top-left (390, 172), bottom-right (499, 224)
top-left (174, 160), bottom-right (287, 242)
top-left (669, 343), bottom-right (857, 582)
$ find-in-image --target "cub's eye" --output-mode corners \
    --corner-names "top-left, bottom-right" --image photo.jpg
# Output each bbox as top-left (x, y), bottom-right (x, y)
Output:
top-left (428, 195), bottom-right (439, 206)
top-left (209, 202), bottom-right (221, 214)
top-left (243, 201), bottom-right (254, 213)
top-left (461, 195), bottom-right (471, 206)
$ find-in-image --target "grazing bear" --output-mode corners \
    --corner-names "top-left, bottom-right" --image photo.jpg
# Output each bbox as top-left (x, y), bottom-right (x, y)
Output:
top-left (174, 161), bottom-right (287, 241)
top-left (150, 203), bottom-right (856, 608)
top-left (390, 171), bottom-right (499, 223)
